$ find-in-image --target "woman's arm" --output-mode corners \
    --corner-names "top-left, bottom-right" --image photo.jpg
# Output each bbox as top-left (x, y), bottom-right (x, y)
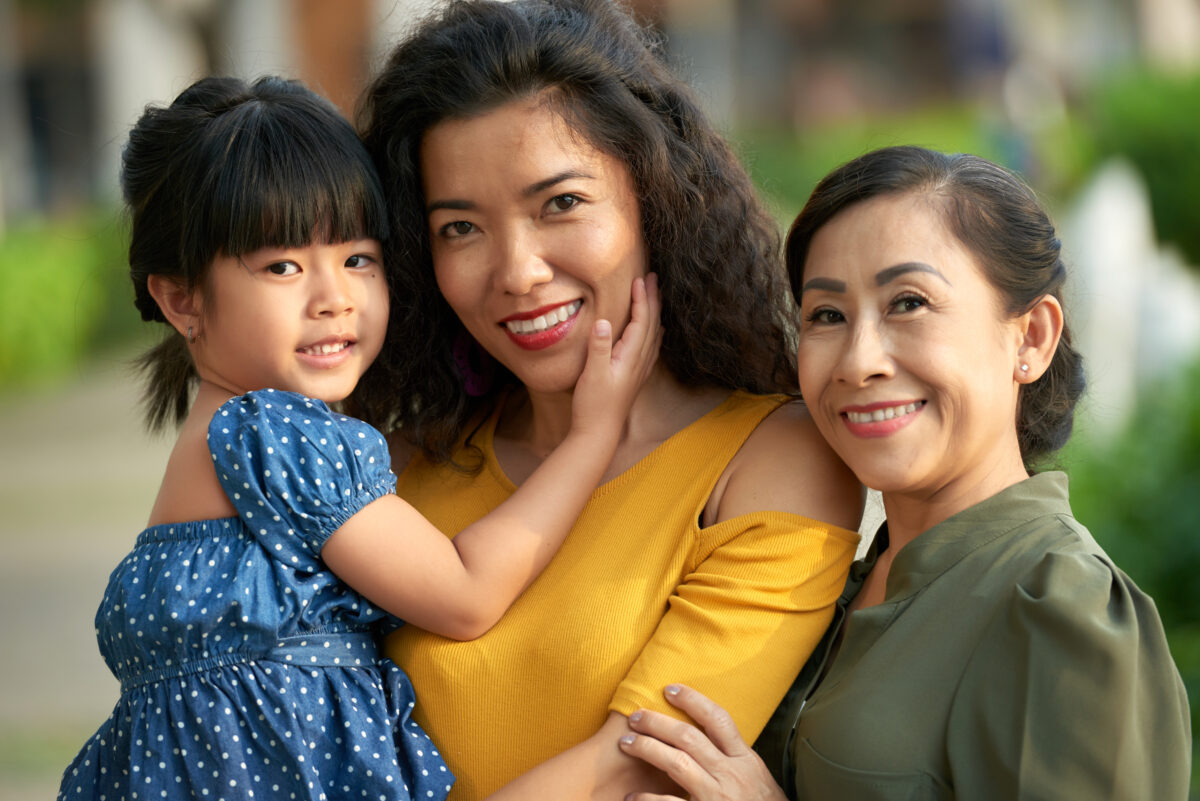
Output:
top-left (323, 276), bottom-right (661, 640)
top-left (483, 402), bottom-right (863, 800)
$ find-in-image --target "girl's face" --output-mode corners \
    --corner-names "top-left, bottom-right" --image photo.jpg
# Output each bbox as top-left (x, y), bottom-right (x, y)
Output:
top-left (191, 238), bottom-right (388, 403)
top-left (421, 96), bottom-right (648, 396)
top-left (795, 192), bottom-right (1026, 501)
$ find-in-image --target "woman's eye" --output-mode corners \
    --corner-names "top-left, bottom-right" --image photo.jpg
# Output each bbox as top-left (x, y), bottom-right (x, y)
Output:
top-left (805, 308), bottom-right (844, 325)
top-left (439, 220), bottom-right (476, 238)
top-left (892, 294), bottom-right (927, 313)
top-left (345, 254), bottom-right (375, 269)
top-left (266, 261), bottom-right (300, 276)
top-left (547, 194), bottom-right (580, 213)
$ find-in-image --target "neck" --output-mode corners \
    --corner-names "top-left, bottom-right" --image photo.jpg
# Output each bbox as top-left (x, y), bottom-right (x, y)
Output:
top-left (879, 451), bottom-right (1030, 552)
top-left (503, 364), bottom-right (725, 458)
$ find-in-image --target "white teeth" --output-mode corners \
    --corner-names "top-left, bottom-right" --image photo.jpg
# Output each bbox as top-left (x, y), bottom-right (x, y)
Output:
top-left (845, 401), bottom-right (923, 424)
top-left (301, 341), bottom-right (349, 356)
top-left (505, 300), bottom-right (582, 335)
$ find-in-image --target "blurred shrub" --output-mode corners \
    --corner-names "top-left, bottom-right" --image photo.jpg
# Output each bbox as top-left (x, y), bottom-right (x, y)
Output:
top-left (1062, 357), bottom-right (1200, 792)
top-left (735, 105), bottom-right (1018, 223)
top-left (0, 213), bottom-right (138, 388)
top-left (1082, 69), bottom-right (1200, 269)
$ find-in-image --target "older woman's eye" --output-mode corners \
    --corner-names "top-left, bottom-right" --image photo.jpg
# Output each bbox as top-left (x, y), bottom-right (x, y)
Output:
top-left (805, 307), bottom-right (844, 325)
top-left (891, 294), bottom-right (927, 313)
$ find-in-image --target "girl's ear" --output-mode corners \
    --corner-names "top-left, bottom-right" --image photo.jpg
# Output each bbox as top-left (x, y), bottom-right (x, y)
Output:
top-left (1015, 295), bottom-right (1064, 383)
top-left (147, 275), bottom-right (203, 341)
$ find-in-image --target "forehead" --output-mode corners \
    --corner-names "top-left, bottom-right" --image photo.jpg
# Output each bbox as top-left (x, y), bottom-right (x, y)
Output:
top-left (419, 96), bottom-right (628, 196)
top-left (804, 192), bottom-right (980, 284)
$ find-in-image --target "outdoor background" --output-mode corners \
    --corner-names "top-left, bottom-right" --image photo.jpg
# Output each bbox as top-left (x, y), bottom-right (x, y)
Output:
top-left (2, 0), bottom-right (1199, 798)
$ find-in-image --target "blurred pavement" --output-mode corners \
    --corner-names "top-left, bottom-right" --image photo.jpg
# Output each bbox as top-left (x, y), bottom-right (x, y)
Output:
top-left (0, 350), bottom-right (173, 799)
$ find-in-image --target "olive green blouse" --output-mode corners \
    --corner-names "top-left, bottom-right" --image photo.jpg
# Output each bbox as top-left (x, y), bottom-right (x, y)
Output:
top-left (755, 472), bottom-right (1191, 800)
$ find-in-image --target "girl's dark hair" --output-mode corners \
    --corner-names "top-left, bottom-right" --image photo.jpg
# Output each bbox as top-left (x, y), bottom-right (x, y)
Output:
top-left (785, 145), bottom-right (1086, 467)
top-left (355, 0), bottom-right (793, 463)
top-left (123, 75), bottom-right (388, 431)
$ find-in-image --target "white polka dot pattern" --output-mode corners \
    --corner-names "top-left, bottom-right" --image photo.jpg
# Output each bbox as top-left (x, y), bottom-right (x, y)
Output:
top-left (58, 390), bottom-right (453, 801)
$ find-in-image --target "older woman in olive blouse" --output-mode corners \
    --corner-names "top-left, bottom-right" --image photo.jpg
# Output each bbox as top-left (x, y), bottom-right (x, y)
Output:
top-left (617, 146), bottom-right (1191, 800)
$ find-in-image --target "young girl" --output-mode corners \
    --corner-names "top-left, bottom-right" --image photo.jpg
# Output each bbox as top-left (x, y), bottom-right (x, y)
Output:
top-left (57, 76), bottom-right (660, 801)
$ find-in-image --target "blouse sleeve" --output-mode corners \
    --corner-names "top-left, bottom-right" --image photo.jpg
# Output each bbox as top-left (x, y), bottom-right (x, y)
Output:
top-left (207, 389), bottom-right (397, 570)
top-left (609, 512), bottom-right (859, 742)
top-left (947, 546), bottom-right (1191, 800)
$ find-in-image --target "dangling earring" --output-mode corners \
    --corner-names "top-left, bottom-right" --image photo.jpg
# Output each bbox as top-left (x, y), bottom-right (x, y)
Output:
top-left (452, 330), bottom-right (496, 397)
top-left (188, 326), bottom-right (197, 344)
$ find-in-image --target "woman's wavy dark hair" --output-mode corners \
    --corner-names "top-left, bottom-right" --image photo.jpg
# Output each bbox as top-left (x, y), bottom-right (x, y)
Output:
top-left (785, 145), bottom-right (1086, 468)
top-left (354, 0), bottom-right (794, 464)
top-left (123, 75), bottom-right (388, 431)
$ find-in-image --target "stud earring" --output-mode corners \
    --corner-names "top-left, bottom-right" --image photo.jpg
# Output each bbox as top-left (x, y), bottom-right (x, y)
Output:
top-left (1020, 363), bottom-right (1029, 374)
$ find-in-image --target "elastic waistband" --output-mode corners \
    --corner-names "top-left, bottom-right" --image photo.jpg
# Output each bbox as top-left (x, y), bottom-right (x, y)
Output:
top-left (119, 632), bottom-right (379, 692)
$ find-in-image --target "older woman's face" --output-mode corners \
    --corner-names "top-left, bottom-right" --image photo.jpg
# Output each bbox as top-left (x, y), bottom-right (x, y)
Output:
top-left (795, 192), bottom-right (1026, 498)
top-left (421, 96), bottom-right (648, 395)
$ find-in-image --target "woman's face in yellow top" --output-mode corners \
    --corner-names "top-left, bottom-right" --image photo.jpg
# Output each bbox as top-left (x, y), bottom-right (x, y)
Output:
top-left (420, 95), bottom-right (648, 396)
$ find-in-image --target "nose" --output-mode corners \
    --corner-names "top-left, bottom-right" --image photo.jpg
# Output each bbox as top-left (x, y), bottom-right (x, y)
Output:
top-left (308, 264), bottom-right (355, 318)
top-left (832, 321), bottom-right (893, 386)
top-left (495, 224), bottom-right (553, 295)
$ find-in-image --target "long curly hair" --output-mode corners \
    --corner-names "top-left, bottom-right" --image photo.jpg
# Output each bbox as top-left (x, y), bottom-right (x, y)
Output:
top-left (354, 0), bottom-right (795, 464)
top-left (785, 145), bottom-right (1086, 468)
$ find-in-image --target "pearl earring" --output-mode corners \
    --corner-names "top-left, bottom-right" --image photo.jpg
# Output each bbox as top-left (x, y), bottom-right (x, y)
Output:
top-left (1020, 363), bottom-right (1029, 374)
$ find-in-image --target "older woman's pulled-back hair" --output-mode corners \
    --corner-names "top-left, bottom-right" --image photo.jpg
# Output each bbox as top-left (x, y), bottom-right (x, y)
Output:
top-left (355, 0), bottom-right (794, 463)
top-left (785, 145), bottom-right (1086, 467)
top-left (123, 75), bottom-right (388, 431)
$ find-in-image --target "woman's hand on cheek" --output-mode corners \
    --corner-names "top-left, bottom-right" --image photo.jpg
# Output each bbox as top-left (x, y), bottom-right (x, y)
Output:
top-left (618, 685), bottom-right (788, 801)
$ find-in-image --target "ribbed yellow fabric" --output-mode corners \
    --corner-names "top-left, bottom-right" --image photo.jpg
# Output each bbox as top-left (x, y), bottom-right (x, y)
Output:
top-left (385, 391), bottom-right (860, 800)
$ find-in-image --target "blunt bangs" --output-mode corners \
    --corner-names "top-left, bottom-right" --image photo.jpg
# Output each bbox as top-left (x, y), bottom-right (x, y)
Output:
top-left (182, 96), bottom-right (388, 268)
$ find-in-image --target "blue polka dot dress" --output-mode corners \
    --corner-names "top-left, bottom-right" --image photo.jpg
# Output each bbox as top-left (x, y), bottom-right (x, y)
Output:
top-left (59, 390), bottom-right (453, 801)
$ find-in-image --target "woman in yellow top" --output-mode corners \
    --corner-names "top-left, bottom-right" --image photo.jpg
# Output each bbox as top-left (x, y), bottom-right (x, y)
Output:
top-left (353, 0), bottom-right (863, 798)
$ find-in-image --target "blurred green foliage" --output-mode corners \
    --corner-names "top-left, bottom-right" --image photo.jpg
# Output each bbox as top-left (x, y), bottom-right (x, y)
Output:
top-left (1080, 69), bottom-right (1200, 270)
top-left (0, 213), bottom-right (140, 388)
top-left (1061, 358), bottom-right (1200, 794)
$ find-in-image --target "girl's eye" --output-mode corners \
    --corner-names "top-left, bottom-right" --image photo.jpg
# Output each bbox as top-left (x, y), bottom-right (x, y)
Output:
top-left (891, 294), bottom-right (927, 313)
top-left (345, 254), bottom-right (375, 269)
top-left (805, 307), bottom-right (845, 325)
top-left (266, 261), bottom-right (300, 276)
top-left (438, 220), bottom-right (476, 239)
top-left (547, 194), bottom-right (580, 213)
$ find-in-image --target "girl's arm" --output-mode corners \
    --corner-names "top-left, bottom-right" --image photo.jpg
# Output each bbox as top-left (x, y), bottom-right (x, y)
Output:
top-left (322, 275), bottom-right (661, 640)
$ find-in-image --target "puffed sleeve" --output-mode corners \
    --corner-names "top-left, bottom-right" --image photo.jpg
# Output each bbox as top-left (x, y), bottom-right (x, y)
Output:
top-left (947, 547), bottom-right (1191, 800)
top-left (609, 512), bottom-right (859, 742)
top-left (207, 389), bottom-right (397, 570)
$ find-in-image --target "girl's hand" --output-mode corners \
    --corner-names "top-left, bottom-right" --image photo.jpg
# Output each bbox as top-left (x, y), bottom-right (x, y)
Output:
top-left (572, 273), bottom-right (662, 439)
top-left (618, 684), bottom-right (789, 801)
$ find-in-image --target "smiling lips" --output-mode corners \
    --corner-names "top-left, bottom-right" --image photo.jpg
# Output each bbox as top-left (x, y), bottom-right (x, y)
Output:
top-left (296, 338), bottom-right (354, 366)
top-left (500, 300), bottom-right (582, 350)
top-left (841, 400), bottom-right (926, 437)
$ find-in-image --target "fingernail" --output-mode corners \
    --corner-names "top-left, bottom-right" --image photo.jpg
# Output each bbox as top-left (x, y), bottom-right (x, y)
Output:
top-left (665, 684), bottom-right (681, 696)
top-left (629, 710), bottom-right (643, 724)
top-left (595, 319), bottom-right (611, 337)
top-left (619, 734), bottom-right (636, 746)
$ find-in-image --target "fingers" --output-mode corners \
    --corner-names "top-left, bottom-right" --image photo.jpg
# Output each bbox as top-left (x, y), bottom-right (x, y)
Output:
top-left (661, 684), bottom-right (751, 757)
top-left (618, 718), bottom-right (716, 799)
top-left (611, 273), bottom-right (661, 372)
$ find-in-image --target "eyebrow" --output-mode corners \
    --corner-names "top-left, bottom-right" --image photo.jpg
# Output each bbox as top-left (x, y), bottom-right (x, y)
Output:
top-left (876, 261), bottom-right (952, 287)
top-left (426, 169), bottom-right (594, 214)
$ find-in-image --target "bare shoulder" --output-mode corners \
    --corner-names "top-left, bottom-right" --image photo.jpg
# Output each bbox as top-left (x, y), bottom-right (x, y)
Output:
top-left (708, 399), bottom-right (864, 530)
